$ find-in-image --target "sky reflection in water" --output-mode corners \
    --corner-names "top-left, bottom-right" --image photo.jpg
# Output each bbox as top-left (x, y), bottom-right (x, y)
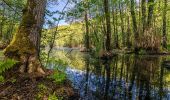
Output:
top-left (52, 50), bottom-right (170, 100)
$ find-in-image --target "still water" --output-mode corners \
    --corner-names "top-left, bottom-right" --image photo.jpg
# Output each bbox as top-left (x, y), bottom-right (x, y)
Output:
top-left (51, 49), bottom-right (170, 100)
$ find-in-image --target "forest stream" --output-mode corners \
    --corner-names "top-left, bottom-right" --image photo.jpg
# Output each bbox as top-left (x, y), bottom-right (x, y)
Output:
top-left (46, 48), bottom-right (170, 100)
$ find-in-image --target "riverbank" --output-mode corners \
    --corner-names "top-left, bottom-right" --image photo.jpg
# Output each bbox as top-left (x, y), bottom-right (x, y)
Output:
top-left (0, 49), bottom-right (78, 100)
top-left (0, 64), bottom-right (79, 100)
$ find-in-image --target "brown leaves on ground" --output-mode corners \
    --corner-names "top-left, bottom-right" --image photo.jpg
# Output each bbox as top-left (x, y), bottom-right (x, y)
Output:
top-left (0, 76), bottom-right (79, 100)
top-left (0, 66), bottom-right (79, 100)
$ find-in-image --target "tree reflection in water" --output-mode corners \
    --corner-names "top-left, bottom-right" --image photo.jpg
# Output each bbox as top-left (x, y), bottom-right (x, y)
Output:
top-left (53, 51), bottom-right (170, 100)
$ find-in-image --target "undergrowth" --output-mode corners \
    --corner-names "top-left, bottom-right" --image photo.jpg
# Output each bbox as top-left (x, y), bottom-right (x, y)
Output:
top-left (37, 84), bottom-right (62, 100)
top-left (0, 59), bottom-right (17, 83)
top-left (49, 71), bottom-right (66, 84)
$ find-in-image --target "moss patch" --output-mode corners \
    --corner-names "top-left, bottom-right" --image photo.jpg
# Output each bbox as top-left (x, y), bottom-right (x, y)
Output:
top-left (3, 0), bottom-right (37, 58)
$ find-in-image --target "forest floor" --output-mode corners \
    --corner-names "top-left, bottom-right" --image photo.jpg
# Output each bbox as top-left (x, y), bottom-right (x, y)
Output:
top-left (0, 66), bottom-right (79, 100)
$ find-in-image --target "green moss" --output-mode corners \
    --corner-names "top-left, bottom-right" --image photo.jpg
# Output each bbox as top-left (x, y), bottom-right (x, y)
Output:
top-left (3, 0), bottom-right (37, 58)
top-left (3, 27), bottom-right (36, 57)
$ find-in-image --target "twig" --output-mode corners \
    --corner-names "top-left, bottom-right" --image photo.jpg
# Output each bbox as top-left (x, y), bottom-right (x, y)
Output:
top-left (1, 0), bottom-right (21, 16)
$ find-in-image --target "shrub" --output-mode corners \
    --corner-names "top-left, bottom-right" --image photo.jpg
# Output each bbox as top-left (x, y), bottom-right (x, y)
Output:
top-left (49, 71), bottom-right (66, 84)
top-left (137, 28), bottom-right (161, 52)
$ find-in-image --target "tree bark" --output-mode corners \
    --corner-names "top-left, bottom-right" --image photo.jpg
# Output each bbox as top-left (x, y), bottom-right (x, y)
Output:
top-left (141, 0), bottom-right (147, 32)
top-left (112, 3), bottom-right (119, 49)
top-left (4, 0), bottom-right (46, 75)
top-left (147, 0), bottom-right (154, 28)
top-left (104, 0), bottom-right (111, 51)
top-left (126, 14), bottom-right (131, 49)
top-left (30, 0), bottom-right (46, 56)
top-left (130, 0), bottom-right (139, 52)
top-left (84, 8), bottom-right (90, 50)
top-left (162, 0), bottom-right (167, 49)
top-left (119, 1), bottom-right (125, 47)
top-left (0, 6), bottom-right (5, 39)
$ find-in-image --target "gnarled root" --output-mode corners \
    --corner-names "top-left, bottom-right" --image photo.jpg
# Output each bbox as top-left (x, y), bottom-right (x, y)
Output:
top-left (19, 55), bottom-right (45, 75)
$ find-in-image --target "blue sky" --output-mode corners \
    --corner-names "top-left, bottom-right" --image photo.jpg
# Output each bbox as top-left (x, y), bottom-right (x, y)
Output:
top-left (46, 0), bottom-right (71, 27)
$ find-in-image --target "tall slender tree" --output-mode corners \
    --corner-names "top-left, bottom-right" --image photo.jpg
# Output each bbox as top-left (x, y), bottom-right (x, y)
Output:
top-left (130, 0), bottom-right (138, 52)
top-left (119, 1), bottom-right (125, 47)
top-left (104, 0), bottom-right (111, 51)
top-left (84, 0), bottom-right (90, 50)
top-left (162, 0), bottom-right (167, 49)
top-left (147, 0), bottom-right (154, 28)
top-left (141, 0), bottom-right (147, 32)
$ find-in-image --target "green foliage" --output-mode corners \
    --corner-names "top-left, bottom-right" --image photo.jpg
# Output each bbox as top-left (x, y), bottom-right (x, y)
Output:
top-left (0, 59), bottom-right (17, 74)
top-left (138, 49), bottom-right (147, 55)
top-left (49, 71), bottom-right (66, 84)
top-left (48, 93), bottom-right (60, 100)
top-left (37, 84), bottom-right (63, 100)
top-left (0, 59), bottom-right (17, 83)
top-left (0, 0), bottom-right (26, 43)
top-left (38, 84), bottom-right (47, 90)
top-left (36, 83), bottom-right (48, 100)
top-left (42, 22), bottom-right (83, 48)
top-left (167, 44), bottom-right (170, 51)
top-left (0, 75), bottom-right (4, 83)
top-left (0, 51), bottom-right (3, 57)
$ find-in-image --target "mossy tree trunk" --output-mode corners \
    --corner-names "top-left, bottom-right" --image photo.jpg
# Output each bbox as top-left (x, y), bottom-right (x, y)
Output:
top-left (3, 0), bottom-right (47, 75)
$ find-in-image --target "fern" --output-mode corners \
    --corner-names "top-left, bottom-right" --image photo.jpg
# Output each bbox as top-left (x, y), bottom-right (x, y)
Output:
top-left (0, 59), bottom-right (17, 74)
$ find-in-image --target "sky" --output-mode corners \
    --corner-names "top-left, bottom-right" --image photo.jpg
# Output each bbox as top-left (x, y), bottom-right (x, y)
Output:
top-left (45, 0), bottom-right (72, 27)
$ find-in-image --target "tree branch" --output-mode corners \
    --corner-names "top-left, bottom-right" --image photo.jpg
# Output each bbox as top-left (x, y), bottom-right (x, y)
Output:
top-left (1, 0), bottom-right (21, 16)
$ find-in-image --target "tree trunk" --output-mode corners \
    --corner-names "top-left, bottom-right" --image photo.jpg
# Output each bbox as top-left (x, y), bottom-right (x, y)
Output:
top-left (162, 0), bottom-right (167, 49)
top-left (147, 0), bottom-right (154, 28)
top-left (112, 3), bottom-right (119, 49)
top-left (115, 8), bottom-right (119, 49)
top-left (0, 6), bottom-right (5, 39)
top-left (119, 1), bottom-right (125, 47)
top-left (85, 10), bottom-right (90, 50)
top-left (130, 0), bottom-right (139, 52)
top-left (104, 0), bottom-right (111, 51)
top-left (4, 0), bottom-right (46, 75)
top-left (141, 0), bottom-right (147, 32)
top-left (126, 15), bottom-right (131, 49)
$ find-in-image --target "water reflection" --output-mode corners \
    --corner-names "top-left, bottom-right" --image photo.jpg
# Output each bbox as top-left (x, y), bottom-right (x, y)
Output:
top-left (53, 51), bottom-right (170, 100)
